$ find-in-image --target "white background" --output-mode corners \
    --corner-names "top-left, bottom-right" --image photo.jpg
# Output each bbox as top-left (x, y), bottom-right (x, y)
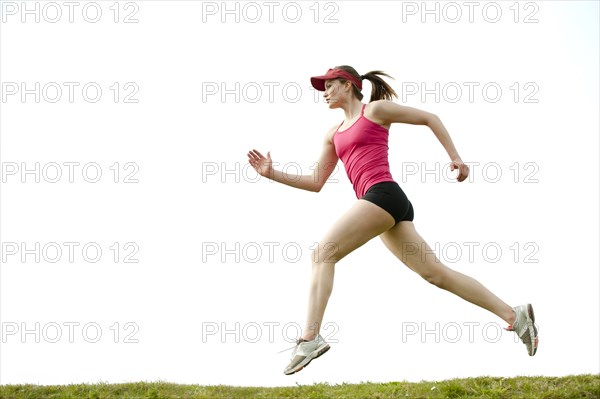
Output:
top-left (1, 0), bottom-right (598, 388)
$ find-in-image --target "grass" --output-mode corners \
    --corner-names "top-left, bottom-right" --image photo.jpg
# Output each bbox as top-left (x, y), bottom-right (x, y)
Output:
top-left (1, 375), bottom-right (598, 399)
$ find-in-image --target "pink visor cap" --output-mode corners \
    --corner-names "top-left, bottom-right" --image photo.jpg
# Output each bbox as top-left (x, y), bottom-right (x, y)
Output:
top-left (310, 68), bottom-right (362, 92)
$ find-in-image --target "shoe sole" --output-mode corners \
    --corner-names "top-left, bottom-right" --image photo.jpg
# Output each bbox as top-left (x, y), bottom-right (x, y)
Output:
top-left (284, 344), bottom-right (330, 375)
top-left (526, 303), bottom-right (538, 356)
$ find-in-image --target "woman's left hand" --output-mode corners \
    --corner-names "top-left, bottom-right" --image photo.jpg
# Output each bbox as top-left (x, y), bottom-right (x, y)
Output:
top-left (450, 159), bottom-right (469, 182)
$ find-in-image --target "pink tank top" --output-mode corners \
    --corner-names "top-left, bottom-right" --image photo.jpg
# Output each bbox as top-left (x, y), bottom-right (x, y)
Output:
top-left (333, 104), bottom-right (395, 199)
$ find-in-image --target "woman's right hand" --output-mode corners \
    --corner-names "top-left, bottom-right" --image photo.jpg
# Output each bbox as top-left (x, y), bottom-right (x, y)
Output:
top-left (247, 149), bottom-right (273, 178)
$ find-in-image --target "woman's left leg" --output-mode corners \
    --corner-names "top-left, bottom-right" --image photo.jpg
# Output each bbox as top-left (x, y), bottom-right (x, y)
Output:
top-left (379, 221), bottom-right (516, 325)
top-left (380, 221), bottom-right (538, 356)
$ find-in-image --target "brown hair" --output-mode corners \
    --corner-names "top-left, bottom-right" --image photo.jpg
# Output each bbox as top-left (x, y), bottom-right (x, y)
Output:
top-left (334, 65), bottom-right (398, 102)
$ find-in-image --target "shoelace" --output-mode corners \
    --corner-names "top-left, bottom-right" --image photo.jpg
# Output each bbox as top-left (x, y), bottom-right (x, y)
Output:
top-left (277, 338), bottom-right (308, 355)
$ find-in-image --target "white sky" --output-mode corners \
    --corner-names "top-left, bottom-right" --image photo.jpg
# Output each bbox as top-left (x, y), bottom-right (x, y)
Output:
top-left (1, 0), bottom-right (599, 387)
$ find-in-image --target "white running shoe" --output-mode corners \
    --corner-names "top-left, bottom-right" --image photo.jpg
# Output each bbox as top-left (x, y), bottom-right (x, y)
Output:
top-left (506, 303), bottom-right (538, 356)
top-left (283, 334), bottom-right (330, 375)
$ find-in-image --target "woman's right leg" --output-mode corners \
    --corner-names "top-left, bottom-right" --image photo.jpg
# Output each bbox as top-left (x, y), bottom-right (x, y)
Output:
top-left (301, 199), bottom-right (395, 341)
top-left (284, 199), bottom-right (395, 375)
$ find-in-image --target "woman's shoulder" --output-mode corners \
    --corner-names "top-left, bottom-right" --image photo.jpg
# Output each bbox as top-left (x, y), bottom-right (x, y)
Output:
top-left (325, 123), bottom-right (340, 143)
top-left (365, 100), bottom-right (395, 127)
top-left (365, 99), bottom-right (394, 114)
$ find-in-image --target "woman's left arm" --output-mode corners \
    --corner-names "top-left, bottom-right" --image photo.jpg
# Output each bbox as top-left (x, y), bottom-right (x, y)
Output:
top-left (370, 100), bottom-right (469, 182)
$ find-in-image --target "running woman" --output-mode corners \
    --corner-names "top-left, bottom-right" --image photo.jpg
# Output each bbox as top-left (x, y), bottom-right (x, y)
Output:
top-left (246, 66), bottom-right (538, 375)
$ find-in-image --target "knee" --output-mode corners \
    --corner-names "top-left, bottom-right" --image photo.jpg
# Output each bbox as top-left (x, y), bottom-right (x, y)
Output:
top-left (311, 241), bottom-right (341, 265)
top-left (421, 267), bottom-right (447, 289)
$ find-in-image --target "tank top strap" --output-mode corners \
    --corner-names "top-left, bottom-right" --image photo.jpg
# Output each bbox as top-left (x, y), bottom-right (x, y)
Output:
top-left (360, 103), bottom-right (366, 116)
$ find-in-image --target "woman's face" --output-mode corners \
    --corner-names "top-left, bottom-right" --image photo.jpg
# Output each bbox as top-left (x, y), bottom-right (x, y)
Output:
top-left (323, 79), bottom-right (350, 108)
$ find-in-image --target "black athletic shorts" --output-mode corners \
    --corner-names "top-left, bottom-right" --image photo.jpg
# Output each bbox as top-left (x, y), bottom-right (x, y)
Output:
top-left (360, 181), bottom-right (414, 225)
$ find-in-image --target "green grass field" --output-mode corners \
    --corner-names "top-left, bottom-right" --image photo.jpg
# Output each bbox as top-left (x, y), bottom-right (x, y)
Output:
top-left (1, 375), bottom-right (598, 399)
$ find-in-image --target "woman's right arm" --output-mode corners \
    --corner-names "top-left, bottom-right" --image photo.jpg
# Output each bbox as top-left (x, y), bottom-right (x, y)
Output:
top-left (247, 125), bottom-right (339, 192)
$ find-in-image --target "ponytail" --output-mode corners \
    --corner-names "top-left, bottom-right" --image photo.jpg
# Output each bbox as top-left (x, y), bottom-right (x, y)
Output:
top-left (361, 70), bottom-right (397, 102)
top-left (334, 65), bottom-right (397, 103)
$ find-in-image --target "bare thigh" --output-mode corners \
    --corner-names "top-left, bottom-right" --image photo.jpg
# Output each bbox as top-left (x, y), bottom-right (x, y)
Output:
top-left (379, 221), bottom-right (446, 283)
top-left (315, 199), bottom-right (396, 263)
